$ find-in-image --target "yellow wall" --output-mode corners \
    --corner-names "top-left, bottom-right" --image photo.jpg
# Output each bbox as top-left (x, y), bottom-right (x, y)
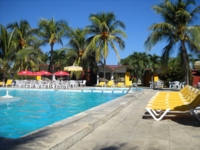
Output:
top-left (36, 76), bottom-right (41, 80)
top-left (125, 72), bottom-right (132, 86)
top-left (154, 73), bottom-right (159, 81)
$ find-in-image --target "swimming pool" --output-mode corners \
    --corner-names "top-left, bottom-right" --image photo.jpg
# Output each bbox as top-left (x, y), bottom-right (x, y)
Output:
top-left (0, 89), bottom-right (124, 138)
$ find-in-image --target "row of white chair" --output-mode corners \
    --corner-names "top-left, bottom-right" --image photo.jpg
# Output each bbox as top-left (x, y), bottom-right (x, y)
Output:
top-left (149, 81), bottom-right (185, 89)
top-left (169, 81), bottom-right (185, 89)
top-left (14, 80), bottom-right (86, 89)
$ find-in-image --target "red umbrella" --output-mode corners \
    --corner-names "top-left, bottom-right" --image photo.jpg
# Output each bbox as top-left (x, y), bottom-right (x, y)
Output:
top-left (30, 72), bottom-right (41, 76)
top-left (18, 70), bottom-right (33, 76)
top-left (53, 71), bottom-right (70, 76)
top-left (37, 70), bottom-right (52, 76)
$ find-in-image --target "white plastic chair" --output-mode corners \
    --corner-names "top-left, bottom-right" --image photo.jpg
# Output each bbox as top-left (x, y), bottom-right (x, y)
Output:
top-left (61, 81), bottom-right (70, 89)
top-left (70, 80), bottom-right (78, 88)
top-left (179, 82), bottom-right (185, 89)
top-left (155, 81), bottom-right (163, 88)
top-left (80, 80), bottom-right (86, 87)
top-left (173, 81), bottom-right (180, 89)
top-left (149, 81), bottom-right (154, 88)
top-left (169, 81), bottom-right (174, 88)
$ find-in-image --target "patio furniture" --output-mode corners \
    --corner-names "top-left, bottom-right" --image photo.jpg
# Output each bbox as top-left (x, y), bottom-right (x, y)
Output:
top-left (0, 81), bottom-right (5, 87)
top-left (179, 82), bottom-right (185, 89)
top-left (5, 79), bottom-right (13, 87)
top-left (106, 80), bottom-right (114, 87)
top-left (149, 81), bottom-right (153, 88)
top-left (61, 81), bottom-right (70, 89)
top-left (79, 80), bottom-right (86, 87)
top-left (154, 81), bottom-right (163, 88)
top-left (145, 86), bottom-right (200, 121)
top-left (96, 82), bottom-right (106, 87)
top-left (173, 81), bottom-right (180, 89)
top-left (116, 82), bottom-right (125, 88)
top-left (69, 80), bottom-right (79, 88)
top-left (169, 81), bottom-right (174, 88)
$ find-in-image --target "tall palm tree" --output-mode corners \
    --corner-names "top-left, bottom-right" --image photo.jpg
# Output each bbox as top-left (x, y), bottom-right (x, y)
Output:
top-left (12, 47), bottom-right (44, 72)
top-left (144, 0), bottom-right (200, 85)
top-left (36, 18), bottom-right (69, 73)
top-left (66, 28), bottom-right (88, 67)
top-left (51, 49), bottom-right (67, 71)
top-left (148, 54), bottom-right (161, 81)
top-left (121, 52), bottom-right (149, 85)
top-left (84, 12), bottom-right (127, 81)
top-left (6, 20), bottom-right (33, 50)
top-left (0, 24), bottom-right (17, 81)
top-left (65, 28), bottom-right (97, 78)
top-left (6, 20), bottom-right (43, 72)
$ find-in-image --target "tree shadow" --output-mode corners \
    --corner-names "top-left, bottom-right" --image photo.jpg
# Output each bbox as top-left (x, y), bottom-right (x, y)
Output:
top-left (0, 126), bottom-right (57, 150)
top-left (93, 143), bottom-right (144, 150)
top-left (94, 143), bottom-right (127, 150)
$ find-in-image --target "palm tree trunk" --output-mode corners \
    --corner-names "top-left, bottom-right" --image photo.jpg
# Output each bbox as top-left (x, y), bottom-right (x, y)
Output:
top-left (151, 71), bottom-right (154, 82)
top-left (103, 59), bottom-right (106, 82)
top-left (181, 41), bottom-right (190, 85)
top-left (49, 44), bottom-right (54, 73)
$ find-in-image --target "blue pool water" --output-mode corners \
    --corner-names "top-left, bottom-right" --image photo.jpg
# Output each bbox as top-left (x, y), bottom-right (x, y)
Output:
top-left (0, 89), bottom-right (124, 138)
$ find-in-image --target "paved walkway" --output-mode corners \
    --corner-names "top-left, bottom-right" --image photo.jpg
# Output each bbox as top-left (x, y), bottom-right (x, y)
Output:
top-left (68, 89), bottom-right (200, 150)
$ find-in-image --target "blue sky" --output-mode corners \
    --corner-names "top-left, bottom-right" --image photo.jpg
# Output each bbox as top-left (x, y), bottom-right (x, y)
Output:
top-left (1, 0), bottom-right (200, 65)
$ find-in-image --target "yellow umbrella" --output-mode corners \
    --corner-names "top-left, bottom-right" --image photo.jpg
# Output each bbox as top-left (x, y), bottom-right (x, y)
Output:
top-left (64, 65), bottom-right (83, 71)
top-left (194, 61), bottom-right (200, 69)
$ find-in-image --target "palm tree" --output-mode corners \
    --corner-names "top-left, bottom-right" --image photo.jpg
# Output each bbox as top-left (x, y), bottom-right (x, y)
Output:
top-left (12, 47), bottom-right (44, 72)
top-left (84, 12), bottom-right (127, 81)
top-left (148, 54), bottom-right (161, 82)
top-left (66, 28), bottom-right (87, 66)
top-left (6, 20), bottom-right (43, 72)
top-left (0, 24), bottom-right (17, 82)
top-left (6, 20), bottom-right (33, 50)
top-left (51, 49), bottom-right (67, 71)
top-left (36, 18), bottom-right (69, 73)
top-left (65, 28), bottom-right (96, 78)
top-left (121, 52), bottom-right (149, 85)
top-left (144, 0), bottom-right (200, 85)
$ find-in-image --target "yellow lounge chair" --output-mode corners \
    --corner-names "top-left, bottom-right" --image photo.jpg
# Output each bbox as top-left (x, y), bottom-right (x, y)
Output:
top-left (145, 88), bottom-right (200, 121)
top-left (148, 89), bottom-right (198, 106)
top-left (149, 86), bottom-right (194, 104)
top-left (96, 82), bottom-right (106, 87)
top-left (5, 79), bottom-right (13, 87)
top-left (116, 82), bottom-right (125, 88)
top-left (106, 80), bottom-right (115, 87)
top-left (0, 81), bottom-right (5, 87)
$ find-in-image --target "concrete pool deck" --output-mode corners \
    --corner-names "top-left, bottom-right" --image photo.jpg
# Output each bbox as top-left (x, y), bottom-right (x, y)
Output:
top-left (1, 88), bottom-right (200, 149)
